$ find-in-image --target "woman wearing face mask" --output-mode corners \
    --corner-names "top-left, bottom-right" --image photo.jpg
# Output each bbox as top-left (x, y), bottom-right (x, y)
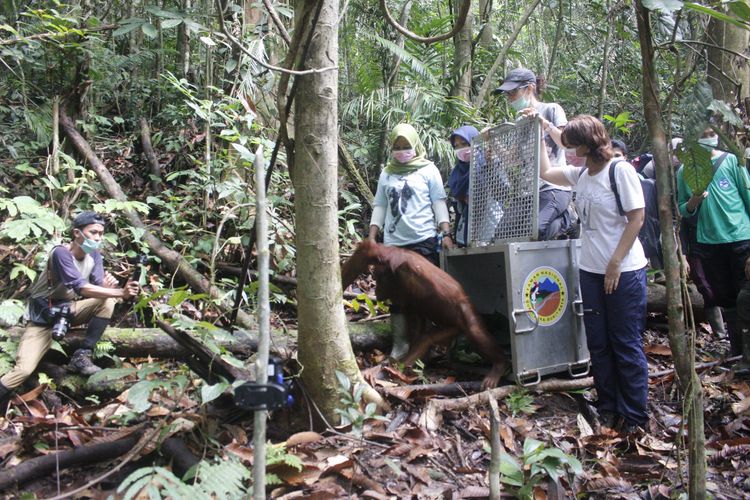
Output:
top-left (368, 123), bottom-right (453, 359)
top-left (448, 125), bottom-right (479, 247)
top-left (537, 114), bottom-right (649, 434)
top-left (495, 67), bottom-right (573, 240)
top-left (676, 127), bottom-right (750, 371)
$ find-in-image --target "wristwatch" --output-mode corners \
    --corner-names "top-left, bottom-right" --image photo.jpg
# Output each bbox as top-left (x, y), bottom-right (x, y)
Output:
top-left (439, 230), bottom-right (452, 238)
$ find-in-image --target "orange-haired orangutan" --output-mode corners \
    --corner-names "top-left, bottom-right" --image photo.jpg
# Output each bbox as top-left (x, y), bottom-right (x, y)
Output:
top-left (342, 239), bottom-right (508, 389)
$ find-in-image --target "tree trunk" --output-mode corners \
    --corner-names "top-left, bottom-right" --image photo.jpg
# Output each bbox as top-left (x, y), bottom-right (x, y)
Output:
top-left (177, 0), bottom-right (192, 79)
top-left (450, 0), bottom-right (473, 101)
top-left (139, 118), bottom-right (162, 192)
top-left (292, 0), bottom-right (385, 423)
top-left (596, 0), bottom-right (613, 118)
top-left (478, 0), bottom-right (493, 47)
top-left (706, 12), bottom-right (750, 104)
top-left (634, 3), bottom-right (706, 498)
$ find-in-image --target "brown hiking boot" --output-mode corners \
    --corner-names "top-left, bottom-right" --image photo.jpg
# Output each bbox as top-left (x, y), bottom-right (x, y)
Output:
top-left (68, 349), bottom-right (102, 376)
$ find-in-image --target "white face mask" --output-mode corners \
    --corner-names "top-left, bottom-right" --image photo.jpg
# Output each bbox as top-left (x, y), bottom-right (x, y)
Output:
top-left (698, 136), bottom-right (718, 149)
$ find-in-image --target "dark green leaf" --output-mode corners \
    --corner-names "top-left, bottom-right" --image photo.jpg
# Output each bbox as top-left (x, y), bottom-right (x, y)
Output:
top-left (728, 1), bottom-right (750, 20)
top-left (707, 99), bottom-right (744, 127)
top-left (684, 3), bottom-right (750, 29)
top-left (678, 141), bottom-right (714, 194)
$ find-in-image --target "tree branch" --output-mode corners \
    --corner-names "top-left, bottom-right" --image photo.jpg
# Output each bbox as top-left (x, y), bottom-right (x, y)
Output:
top-left (214, 0), bottom-right (335, 76)
top-left (0, 24), bottom-right (117, 46)
top-left (661, 39), bottom-right (750, 61)
top-left (380, 0), bottom-right (471, 44)
top-left (262, 0), bottom-right (291, 46)
top-left (473, 0), bottom-right (542, 109)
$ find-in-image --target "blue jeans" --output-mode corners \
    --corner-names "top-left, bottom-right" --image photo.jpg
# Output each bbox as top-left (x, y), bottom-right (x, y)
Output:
top-left (580, 268), bottom-right (648, 426)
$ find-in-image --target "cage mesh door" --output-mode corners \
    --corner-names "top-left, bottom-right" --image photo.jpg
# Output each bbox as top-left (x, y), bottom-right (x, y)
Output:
top-left (468, 118), bottom-right (541, 245)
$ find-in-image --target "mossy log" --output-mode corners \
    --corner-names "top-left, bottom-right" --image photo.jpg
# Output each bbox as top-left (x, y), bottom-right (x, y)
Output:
top-left (4, 322), bottom-right (392, 361)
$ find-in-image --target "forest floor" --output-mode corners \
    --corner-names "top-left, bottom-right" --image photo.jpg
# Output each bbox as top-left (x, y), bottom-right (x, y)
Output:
top-left (1, 309), bottom-right (749, 499)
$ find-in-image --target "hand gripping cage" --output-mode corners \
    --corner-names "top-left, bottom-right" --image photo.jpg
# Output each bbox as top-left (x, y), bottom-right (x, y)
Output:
top-left (468, 117), bottom-right (541, 246)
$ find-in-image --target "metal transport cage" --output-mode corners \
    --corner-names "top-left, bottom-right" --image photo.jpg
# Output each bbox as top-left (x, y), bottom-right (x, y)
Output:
top-left (468, 117), bottom-right (540, 245)
top-left (442, 240), bottom-right (589, 385)
top-left (443, 118), bottom-right (590, 385)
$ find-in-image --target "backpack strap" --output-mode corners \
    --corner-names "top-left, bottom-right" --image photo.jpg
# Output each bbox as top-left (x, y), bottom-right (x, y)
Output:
top-left (607, 159), bottom-right (626, 216)
top-left (714, 152), bottom-right (728, 173)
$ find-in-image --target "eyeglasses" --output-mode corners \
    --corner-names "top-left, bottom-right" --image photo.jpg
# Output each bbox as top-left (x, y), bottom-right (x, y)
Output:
top-left (505, 86), bottom-right (527, 98)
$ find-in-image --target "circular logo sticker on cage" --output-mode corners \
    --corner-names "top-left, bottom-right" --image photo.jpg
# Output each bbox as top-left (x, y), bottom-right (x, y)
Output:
top-left (522, 266), bottom-right (567, 326)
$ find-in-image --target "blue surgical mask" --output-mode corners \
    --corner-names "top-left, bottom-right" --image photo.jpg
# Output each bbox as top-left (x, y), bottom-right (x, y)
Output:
top-left (698, 136), bottom-right (718, 149)
top-left (81, 238), bottom-right (101, 254)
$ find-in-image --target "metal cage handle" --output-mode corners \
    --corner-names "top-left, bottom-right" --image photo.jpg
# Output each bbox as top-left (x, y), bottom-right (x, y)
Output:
top-left (517, 370), bottom-right (541, 386)
top-left (512, 308), bottom-right (539, 334)
top-left (567, 360), bottom-right (590, 378)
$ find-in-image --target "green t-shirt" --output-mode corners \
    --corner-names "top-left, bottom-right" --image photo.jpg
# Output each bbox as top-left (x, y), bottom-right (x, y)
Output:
top-left (677, 152), bottom-right (750, 244)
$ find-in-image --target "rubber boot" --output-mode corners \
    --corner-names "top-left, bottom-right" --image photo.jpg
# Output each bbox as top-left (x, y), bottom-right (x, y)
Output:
top-left (389, 313), bottom-right (410, 360)
top-left (705, 306), bottom-right (727, 337)
top-left (724, 308), bottom-right (741, 357)
top-left (68, 349), bottom-right (102, 376)
top-left (0, 382), bottom-right (12, 415)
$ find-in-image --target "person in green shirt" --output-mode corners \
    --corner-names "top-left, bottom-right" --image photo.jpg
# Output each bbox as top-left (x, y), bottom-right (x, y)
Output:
top-left (676, 127), bottom-right (750, 372)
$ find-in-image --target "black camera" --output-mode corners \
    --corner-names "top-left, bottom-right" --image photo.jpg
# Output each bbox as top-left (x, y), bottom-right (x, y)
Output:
top-left (49, 304), bottom-right (73, 341)
top-left (234, 357), bottom-right (294, 411)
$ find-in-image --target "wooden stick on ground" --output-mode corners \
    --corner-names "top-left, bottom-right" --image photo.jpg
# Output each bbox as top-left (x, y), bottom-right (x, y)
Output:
top-left (420, 377), bottom-right (593, 431)
top-left (488, 392), bottom-right (502, 499)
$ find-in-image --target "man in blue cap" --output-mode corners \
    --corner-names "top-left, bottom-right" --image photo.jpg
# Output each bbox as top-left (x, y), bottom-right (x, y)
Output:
top-left (0, 211), bottom-right (140, 412)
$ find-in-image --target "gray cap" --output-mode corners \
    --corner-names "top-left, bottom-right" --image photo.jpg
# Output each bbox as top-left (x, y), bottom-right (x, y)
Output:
top-left (72, 211), bottom-right (106, 229)
top-left (494, 68), bottom-right (536, 94)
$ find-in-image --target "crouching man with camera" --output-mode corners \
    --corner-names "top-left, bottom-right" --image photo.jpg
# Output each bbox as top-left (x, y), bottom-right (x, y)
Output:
top-left (0, 211), bottom-right (139, 410)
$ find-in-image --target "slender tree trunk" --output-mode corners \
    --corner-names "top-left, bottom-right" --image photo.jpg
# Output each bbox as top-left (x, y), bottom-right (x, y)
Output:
top-left (596, 0), bottom-right (613, 118)
top-left (450, 0), bottom-right (473, 101)
top-left (546, 0), bottom-right (564, 78)
top-left (478, 0), bottom-right (492, 47)
top-left (706, 12), bottom-right (750, 103)
top-left (177, 0), bottom-right (192, 78)
top-left (634, 3), bottom-right (706, 498)
top-left (292, 0), bottom-right (385, 423)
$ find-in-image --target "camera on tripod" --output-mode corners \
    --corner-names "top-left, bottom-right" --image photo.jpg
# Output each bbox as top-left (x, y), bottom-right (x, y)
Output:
top-left (49, 304), bottom-right (73, 341)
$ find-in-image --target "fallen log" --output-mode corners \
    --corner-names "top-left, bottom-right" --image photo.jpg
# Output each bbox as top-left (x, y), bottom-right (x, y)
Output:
top-left (647, 282), bottom-right (705, 321)
top-left (217, 263), bottom-right (375, 301)
top-left (59, 110), bottom-right (255, 330)
top-left (161, 437), bottom-right (199, 479)
top-left (156, 319), bottom-right (252, 384)
top-left (5, 322), bottom-right (391, 361)
top-left (4, 326), bottom-right (258, 360)
top-left (0, 432), bottom-right (142, 491)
